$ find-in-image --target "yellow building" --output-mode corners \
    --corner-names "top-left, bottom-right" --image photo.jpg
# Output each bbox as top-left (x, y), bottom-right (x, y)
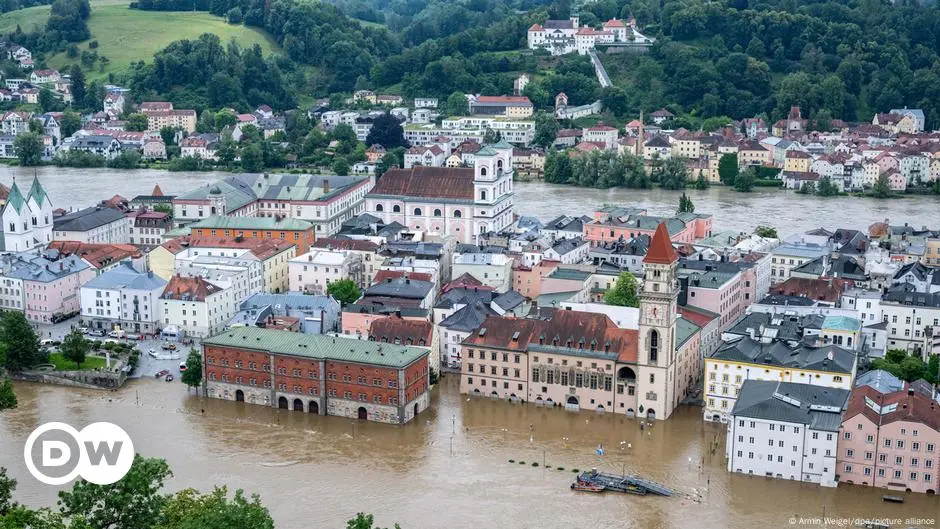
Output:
top-left (784, 150), bottom-right (813, 173)
top-left (670, 133), bottom-right (701, 159)
top-left (145, 110), bottom-right (197, 133)
top-left (737, 140), bottom-right (770, 168)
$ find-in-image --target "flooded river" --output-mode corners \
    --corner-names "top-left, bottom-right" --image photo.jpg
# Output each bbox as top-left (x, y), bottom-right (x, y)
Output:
top-left (1, 378), bottom-right (937, 529)
top-left (2, 167), bottom-right (938, 235)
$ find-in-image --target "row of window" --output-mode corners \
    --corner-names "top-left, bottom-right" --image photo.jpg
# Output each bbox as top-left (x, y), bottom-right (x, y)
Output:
top-left (374, 204), bottom-right (463, 218)
top-left (844, 464), bottom-right (933, 483)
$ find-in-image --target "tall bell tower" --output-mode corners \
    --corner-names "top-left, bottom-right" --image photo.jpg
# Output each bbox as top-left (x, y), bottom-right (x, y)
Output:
top-left (636, 221), bottom-right (679, 420)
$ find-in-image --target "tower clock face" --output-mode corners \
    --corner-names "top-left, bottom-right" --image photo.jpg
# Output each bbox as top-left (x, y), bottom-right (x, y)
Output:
top-left (645, 305), bottom-right (665, 326)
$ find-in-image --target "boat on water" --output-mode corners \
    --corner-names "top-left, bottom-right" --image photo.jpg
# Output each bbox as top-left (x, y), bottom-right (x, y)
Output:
top-left (570, 482), bottom-right (606, 493)
top-left (576, 469), bottom-right (673, 497)
top-left (881, 495), bottom-right (904, 503)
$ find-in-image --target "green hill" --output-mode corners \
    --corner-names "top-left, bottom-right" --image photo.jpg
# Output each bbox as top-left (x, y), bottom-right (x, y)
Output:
top-left (0, 0), bottom-right (279, 79)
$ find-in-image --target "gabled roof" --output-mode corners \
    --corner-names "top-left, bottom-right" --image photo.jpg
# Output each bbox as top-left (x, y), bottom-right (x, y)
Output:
top-left (5, 182), bottom-right (25, 212)
top-left (160, 275), bottom-right (223, 301)
top-left (369, 166), bottom-right (474, 200)
top-left (27, 178), bottom-right (48, 207)
top-left (643, 222), bottom-right (677, 264)
top-left (731, 380), bottom-right (849, 431)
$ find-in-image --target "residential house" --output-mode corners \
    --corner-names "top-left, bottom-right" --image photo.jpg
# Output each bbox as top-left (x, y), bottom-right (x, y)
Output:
top-left (159, 275), bottom-right (237, 338)
top-left (79, 261), bottom-right (167, 334)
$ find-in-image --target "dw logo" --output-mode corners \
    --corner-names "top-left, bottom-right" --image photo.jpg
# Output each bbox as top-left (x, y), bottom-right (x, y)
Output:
top-left (23, 422), bottom-right (135, 486)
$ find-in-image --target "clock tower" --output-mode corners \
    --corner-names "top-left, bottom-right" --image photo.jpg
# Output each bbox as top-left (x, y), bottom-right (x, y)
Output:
top-left (637, 222), bottom-right (679, 420)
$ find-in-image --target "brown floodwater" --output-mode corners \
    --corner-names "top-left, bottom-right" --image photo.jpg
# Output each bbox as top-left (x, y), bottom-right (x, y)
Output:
top-left (1, 377), bottom-right (938, 529)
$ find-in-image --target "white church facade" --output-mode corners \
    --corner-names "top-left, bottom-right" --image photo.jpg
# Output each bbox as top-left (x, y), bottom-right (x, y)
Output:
top-left (2, 178), bottom-right (53, 252)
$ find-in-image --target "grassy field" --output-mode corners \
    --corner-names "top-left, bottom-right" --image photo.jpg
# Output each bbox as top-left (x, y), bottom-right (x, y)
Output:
top-left (48, 352), bottom-right (108, 371)
top-left (0, 0), bottom-right (280, 79)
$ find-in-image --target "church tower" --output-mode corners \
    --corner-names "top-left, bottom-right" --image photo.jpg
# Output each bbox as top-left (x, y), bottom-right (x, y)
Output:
top-left (26, 177), bottom-right (53, 247)
top-left (636, 222), bottom-right (679, 420)
top-left (1, 182), bottom-right (32, 252)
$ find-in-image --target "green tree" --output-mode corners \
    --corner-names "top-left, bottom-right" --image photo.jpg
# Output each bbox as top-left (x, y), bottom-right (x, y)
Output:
top-left (0, 312), bottom-right (40, 372)
top-left (125, 113), bottom-right (150, 132)
top-left (755, 226), bottom-right (778, 238)
top-left (240, 144), bottom-right (263, 172)
top-left (215, 111), bottom-right (236, 131)
top-left (0, 467), bottom-right (15, 515)
top-left (604, 272), bottom-right (639, 308)
top-left (532, 112), bottom-right (560, 149)
top-left (677, 192), bottom-right (694, 213)
top-left (331, 157), bottom-right (350, 176)
top-left (816, 177), bottom-right (838, 197)
top-left (28, 119), bottom-right (44, 135)
top-left (14, 132), bottom-right (43, 166)
top-left (159, 126), bottom-right (178, 147)
top-left (346, 513), bottom-right (401, 529)
top-left (872, 173), bottom-right (891, 198)
top-left (796, 181), bottom-right (816, 195)
top-left (60, 111), bottom-right (81, 137)
top-left (327, 278), bottom-right (361, 305)
top-left (38, 88), bottom-right (60, 113)
top-left (153, 204), bottom-right (173, 219)
top-left (181, 350), bottom-right (202, 390)
top-left (0, 379), bottom-right (16, 411)
top-left (364, 114), bottom-right (406, 149)
top-left (375, 152), bottom-right (398, 179)
top-left (693, 174), bottom-right (709, 190)
top-left (58, 455), bottom-right (171, 529)
top-left (156, 487), bottom-right (273, 529)
top-left (69, 65), bottom-right (86, 111)
top-left (59, 330), bottom-right (89, 369)
top-left (444, 91), bottom-right (467, 117)
top-left (718, 153), bottom-right (738, 186)
top-left (216, 137), bottom-right (237, 166)
top-left (196, 110), bottom-right (216, 133)
top-left (658, 157), bottom-right (688, 190)
top-left (734, 167), bottom-right (755, 192)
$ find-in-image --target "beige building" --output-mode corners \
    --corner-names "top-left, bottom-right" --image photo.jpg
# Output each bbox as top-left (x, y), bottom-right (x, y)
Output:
top-left (141, 102), bottom-right (197, 133)
top-left (737, 140), bottom-right (771, 168)
top-left (784, 150), bottom-right (813, 173)
top-left (671, 133), bottom-right (702, 159)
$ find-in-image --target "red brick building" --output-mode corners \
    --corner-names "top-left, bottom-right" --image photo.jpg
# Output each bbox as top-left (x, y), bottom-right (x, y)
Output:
top-left (201, 327), bottom-right (429, 424)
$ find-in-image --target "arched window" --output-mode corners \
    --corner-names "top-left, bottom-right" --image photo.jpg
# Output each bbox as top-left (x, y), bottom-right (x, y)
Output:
top-left (649, 330), bottom-right (659, 363)
top-left (497, 159), bottom-right (504, 172)
top-left (433, 209), bottom-right (442, 217)
top-left (414, 208), bottom-right (422, 216)
top-left (480, 166), bottom-right (487, 177)
top-left (392, 205), bottom-right (401, 213)
top-left (453, 210), bottom-right (462, 218)
top-left (375, 204), bottom-right (384, 212)
top-left (480, 190), bottom-right (487, 201)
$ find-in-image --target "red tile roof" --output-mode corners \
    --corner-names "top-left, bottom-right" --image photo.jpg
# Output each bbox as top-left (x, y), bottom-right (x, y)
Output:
top-left (643, 222), bottom-right (677, 264)
top-left (311, 237), bottom-right (379, 252)
top-left (370, 166), bottom-right (474, 200)
top-left (768, 277), bottom-right (853, 303)
top-left (46, 241), bottom-right (141, 269)
top-left (369, 316), bottom-right (433, 347)
top-left (844, 385), bottom-right (940, 433)
top-left (160, 236), bottom-right (295, 260)
top-left (603, 18), bottom-right (626, 27)
top-left (442, 272), bottom-right (491, 293)
top-left (474, 96), bottom-right (532, 106)
top-left (152, 184), bottom-right (164, 197)
top-left (373, 270), bottom-right (433, 284)
top-left (160, 275), bottom-right (222, 301)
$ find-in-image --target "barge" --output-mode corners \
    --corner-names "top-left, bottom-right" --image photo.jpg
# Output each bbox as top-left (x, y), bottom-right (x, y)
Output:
top-left (575, 469), bottom-right (673, 496)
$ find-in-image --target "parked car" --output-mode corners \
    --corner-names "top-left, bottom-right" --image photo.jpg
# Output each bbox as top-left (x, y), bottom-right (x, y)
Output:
top-left (39, 339), bottom-right (60, 348)
top-left (107, 330), bottom-right (126, 339)
top-left (161, 342), bottom-right (177, 351)
top-left (78, 326), bottom-right (89, 334)
top-left (155, 370), bottom-right (169, 378)
top-left (179, 362), bottom-right (187, 372)
top-left (147, 348), bottom-right (157, 358)
top-left (90, 329), bottom-right (107, 337)
top-left (125, 333), bottom-right (142, 341)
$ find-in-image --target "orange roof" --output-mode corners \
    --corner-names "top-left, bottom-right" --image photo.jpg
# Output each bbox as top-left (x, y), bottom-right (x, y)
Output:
top-left (603, 19), bottom-right (626, 27)
top-left (161, 275), bottom-right (222, 301)
top-left (373, 270), bottom-right (433, 284)
top-left (643, 222), bottom-right (677, 264)
top-left (529, 23), bottom-right (543, 31)
top-left (152, 184), bottom-right (164, 196)
top-left (46, 241), bottom-right (141, 269)
top-left (369, 315), bottom-right (433, 346)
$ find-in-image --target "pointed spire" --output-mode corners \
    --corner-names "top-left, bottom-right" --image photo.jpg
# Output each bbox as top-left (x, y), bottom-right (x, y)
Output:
top-left (152, 184), bottom-right (164, 196)
top-left (27, 177), bottom-right (48, 207)
top-left (6, 181), bottom-right (25, 212)
top-left (643, 222), bottom-right (677, 264)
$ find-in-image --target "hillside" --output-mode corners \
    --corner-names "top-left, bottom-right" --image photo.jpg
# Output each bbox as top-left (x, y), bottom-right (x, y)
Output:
top-left (0, 0), bottom-right (279, 79)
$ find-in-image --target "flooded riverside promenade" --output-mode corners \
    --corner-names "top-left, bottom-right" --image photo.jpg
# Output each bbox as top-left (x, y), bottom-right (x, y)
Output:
top-left (1, 377), bottom-right (937, 529)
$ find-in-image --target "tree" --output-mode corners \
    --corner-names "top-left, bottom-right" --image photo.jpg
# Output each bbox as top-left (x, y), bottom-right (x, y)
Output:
top-left (180, 350), bottom-right (202, 390)
top-left (718, 153), bottom-right (738, 186)
top-left (38, 88), bottom-right (60, 113)
top-left (59, 330), bottom-right (89, 369)
top-left (816, 176), bottom-right (838, 197)
top-left (444, 91), bottom-right (467, 117)
top-left (69, 65), bottom-right (85, 110)
top-left (796, 181), bottom-right (816, 195)
top-left (346, 513), bottom-right (401, 529)
top-left (28, 119), bottom-right (44, 135)
top-left (159, 126), bottom-right (178, 147)
top-left (240, 144), bottom-right (263, 172)
top-left (604, 272), bottom-right (639, 308)
top-left (0, 379), bottom-right (16, 412)
top-left (364, 114), bottom-right (406, 149)
top-left (14, 132), bottom-right (43, 166)
top-left (1, 313), bottom-right (40, 372)
top-left (734, 167), bottom-right (755, 192)
top-left (156, 487), bottom-right (273, 529)
top-left (331, 157), bottom-right (350, 176)
top-left (58, 455), bottom-right (171, 529)
top-left (755, 226), bottom-right (778, 239)
top-left (327, 279), bottom-right (361, 305)
top-left (532, 112), bottom-right (560, 148)
top-left (60, 111), bottom-right (81, 137)
top-left (658, 158), bottom-right (688, 190)
top-left (125, 113), bottom-right (150, 132)
top-left (375, 152), bottom-right (399, 179)
top-left (0, 467), bottom-right (15, 515)
top-left (693, 174), bottom-right (709, 190)
top-left (872, 173), bottom-right (891, 198)
top-left (677, 192), bottom-right (694, 213)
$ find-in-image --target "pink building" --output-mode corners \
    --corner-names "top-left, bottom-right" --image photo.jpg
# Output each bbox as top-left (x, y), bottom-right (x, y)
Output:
top-left (16, 254), bottom-right (96, 323)
top-left (584, 210), bottom-right (712, 247)
top-left (685, 269), bottom-right (744, 332)
top-left (838, 385), bottom-right (940, 494)
top-left (340, 307), bottom-right (427, 338)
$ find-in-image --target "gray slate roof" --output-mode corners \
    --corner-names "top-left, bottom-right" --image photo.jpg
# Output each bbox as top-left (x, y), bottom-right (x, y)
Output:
top-left (364, 278), bottom-right (433, 299)
top-left (439, 301), bottom-right (496, 332)
top-left (731, 380), bottom-right (849, 431)
top-left (82, 262), bottom-right (167, 291)
top-left (855, 369), bottom-right (904, 393)
top-left (710, 336), bottom-right (856, 374)
top-left (492, 290), bottom-right (525, 311)
top-left (53, 207), bottom-right (126, 232)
